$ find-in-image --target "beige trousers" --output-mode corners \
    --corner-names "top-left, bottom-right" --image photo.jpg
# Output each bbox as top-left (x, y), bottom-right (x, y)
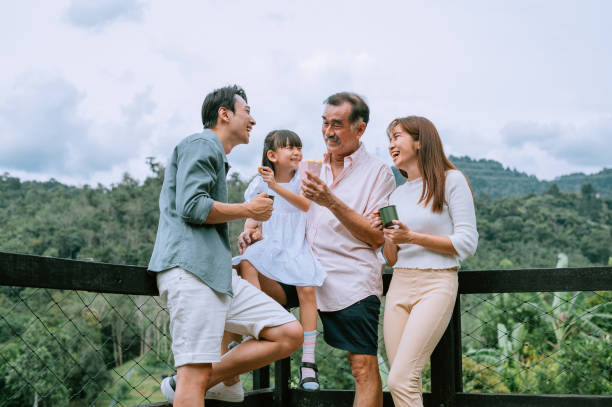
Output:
top-left (383, 268), bottom-right (458, 407)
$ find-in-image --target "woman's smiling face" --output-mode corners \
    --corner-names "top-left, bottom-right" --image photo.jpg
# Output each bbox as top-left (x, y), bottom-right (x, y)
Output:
top-left (388, 124), bottom-right (420, 170)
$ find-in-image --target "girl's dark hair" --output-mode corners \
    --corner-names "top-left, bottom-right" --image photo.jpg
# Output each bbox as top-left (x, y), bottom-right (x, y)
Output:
top-left (387, 116), bottom-right (470, 213)
top-left (262, 130), bottom-right (302, 172)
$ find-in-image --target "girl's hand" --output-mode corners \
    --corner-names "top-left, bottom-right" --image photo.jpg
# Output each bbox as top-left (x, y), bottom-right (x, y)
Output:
top-left (367, 210), bottom-right (383, 231)
top-left (382, 220), bottom-right (413, 245)
top-left (259, 166), bottom-right (277, 188)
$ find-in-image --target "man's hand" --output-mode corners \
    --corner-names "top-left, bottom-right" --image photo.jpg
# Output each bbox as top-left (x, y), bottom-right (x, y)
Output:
top-left (382, 220), bottom-right (413, 245)
top-left (237, 228), bottom-right (262, 254)
top-left (301, 172), bottom-right (336, 208)
top-left (367, 210), bottom-right (383, 232)
top-left (246, 193), bottom-right (274, 221)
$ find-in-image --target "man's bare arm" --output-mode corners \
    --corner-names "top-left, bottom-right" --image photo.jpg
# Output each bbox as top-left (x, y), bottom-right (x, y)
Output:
top-left (326, 197), bottom-right (384, 248)
top-left (205, 194), bottom-right (273, 224)
top-left (302, 174), bottom-right (383, 248)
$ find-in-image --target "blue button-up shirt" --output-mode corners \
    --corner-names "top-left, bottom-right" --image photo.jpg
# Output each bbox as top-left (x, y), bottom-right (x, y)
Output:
top-left (148, 130), bottom-right (233, 295)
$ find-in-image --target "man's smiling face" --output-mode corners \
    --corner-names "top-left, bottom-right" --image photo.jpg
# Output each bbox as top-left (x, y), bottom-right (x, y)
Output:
top-left (228, 95), bottom-right (256, 145)
top-left (321, 102), bottom-right (364, 157)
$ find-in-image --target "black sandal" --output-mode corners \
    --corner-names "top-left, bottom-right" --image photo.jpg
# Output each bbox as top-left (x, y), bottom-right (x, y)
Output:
top-left (298, 362), bottom-right (320, 391)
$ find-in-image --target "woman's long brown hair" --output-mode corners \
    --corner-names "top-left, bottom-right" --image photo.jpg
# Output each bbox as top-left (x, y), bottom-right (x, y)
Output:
top-left (387, 116), bottom-right (461, 213)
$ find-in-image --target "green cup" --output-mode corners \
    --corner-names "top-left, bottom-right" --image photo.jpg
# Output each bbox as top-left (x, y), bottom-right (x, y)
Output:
top-left (379, 205), bottom-right (398, 228)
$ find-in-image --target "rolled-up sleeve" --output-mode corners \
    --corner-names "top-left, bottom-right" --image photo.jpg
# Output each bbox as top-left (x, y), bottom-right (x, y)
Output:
top-left (364, 166), bottom-right (396, 215)
top-left (447, 171), bottom-right (478, 260)
top-left (176, 139), bottom-right (218, 225)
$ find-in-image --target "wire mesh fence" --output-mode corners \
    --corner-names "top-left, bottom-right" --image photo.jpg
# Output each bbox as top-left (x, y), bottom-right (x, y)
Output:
top-left (0, 286), bottom-right (175, 407)
top-left (460, 290), bottom-right (611, 395)
top-left (1, 283), bottom-right (610, 407)
top-left (301, 289), bottom-right (610, 395)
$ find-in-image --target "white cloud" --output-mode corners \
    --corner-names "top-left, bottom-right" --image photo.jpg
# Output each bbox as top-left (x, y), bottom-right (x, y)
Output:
top-left (0, 0), bottom-right (611, 185)
top-left (0, 73), bottom-right (157, 183)
top-left (500, 117), bottom-right (612, 169)
top-left (65, 0), bottom-right (147, 30)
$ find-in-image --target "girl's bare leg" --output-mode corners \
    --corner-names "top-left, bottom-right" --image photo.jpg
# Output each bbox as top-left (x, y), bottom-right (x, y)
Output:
top-left (238, 260), bottom-right (261, 289)
top-left (296, 286), bottom-right (320, 390)
top-left (296, 286), bottom-right (317, 331)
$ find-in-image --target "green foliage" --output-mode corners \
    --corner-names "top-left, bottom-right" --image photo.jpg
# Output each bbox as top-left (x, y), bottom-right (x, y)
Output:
top-left (0, 158), bottom-right (611, 402)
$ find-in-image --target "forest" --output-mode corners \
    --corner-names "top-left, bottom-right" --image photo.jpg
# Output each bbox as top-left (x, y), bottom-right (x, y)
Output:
top-left (0, 156), bottom-right (610, 406)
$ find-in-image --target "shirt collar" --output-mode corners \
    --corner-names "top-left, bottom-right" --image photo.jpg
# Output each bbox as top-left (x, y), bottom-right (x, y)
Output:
top-left (204, 128), bottom-right (230, 170)
top-left (323, 142), bottom-right (366, 166)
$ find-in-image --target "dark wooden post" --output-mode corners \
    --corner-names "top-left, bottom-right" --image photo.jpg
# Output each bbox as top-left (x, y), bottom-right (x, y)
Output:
top-left (430, 297), bottom-right (461, 407)
top-left (274, 357), bottom-right (290, 407)
top-left (253, 365), bottom-right (270, 390)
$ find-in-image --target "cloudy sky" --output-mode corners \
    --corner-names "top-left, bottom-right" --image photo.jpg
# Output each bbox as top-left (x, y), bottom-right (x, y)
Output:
top-left (1, 0), bottom-right (610, 186)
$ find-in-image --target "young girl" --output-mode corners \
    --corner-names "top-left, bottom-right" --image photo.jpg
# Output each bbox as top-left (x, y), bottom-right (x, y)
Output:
top-left (234, 129), bottom-right (327, 391)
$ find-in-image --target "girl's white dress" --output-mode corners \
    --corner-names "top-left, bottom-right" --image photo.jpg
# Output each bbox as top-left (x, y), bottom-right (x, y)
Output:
top-left (232, 173), bottom-right (327, 286)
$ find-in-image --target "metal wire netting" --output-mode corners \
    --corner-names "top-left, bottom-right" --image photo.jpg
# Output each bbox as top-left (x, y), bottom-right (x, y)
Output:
top-left (1, 286), bottom-right (610, 406)
top-left (0, 286), bottom-right (175, 407)
top-left (291, 290), bottom-right (610, 395)
top-left (460, 291), bottom-right (611, 394)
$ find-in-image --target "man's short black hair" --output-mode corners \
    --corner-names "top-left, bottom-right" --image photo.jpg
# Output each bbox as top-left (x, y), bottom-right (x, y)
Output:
top-left (201, 85), bottom-right (248, 128)
top-left (323, 92), bottom-right (369, 125)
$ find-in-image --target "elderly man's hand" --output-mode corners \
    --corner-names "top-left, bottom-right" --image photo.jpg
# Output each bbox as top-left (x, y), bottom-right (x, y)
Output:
top-left (301, 171), bottom-right (335, 208)
top-left (367, 210), bottom-right (383, 232)
top-left (237, 228), bottom-right (262, 254)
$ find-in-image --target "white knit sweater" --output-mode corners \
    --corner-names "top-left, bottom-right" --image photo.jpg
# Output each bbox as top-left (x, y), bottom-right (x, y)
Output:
top-left (389, 170), bottom-right (478, 269)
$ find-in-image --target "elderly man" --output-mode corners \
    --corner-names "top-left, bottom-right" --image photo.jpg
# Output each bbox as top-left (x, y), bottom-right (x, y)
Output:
top-left (242, 92), bottom-right (395, 405)
top-left (301, 92), bottom-right (395, 406)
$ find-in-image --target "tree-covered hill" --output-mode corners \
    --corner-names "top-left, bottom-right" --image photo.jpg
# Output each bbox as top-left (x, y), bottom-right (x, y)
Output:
top-left (1, 161), bottom-right (610, 269)
top-left (1, 163), bottom-right (611, 405)
top-left (445, 156), bottom-right (612, 199)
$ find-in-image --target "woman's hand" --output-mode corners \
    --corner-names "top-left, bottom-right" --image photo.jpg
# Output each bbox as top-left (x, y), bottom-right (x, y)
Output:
top-left (259, 166), bottom-right (277, 188)
top-left (367, 210), bottom-right (383, 231)
top-left (383, 220), bottom-right (413, 245)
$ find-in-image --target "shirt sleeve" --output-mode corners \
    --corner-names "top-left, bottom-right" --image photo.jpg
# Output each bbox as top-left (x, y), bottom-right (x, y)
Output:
top-left (175, 139), bottom-right (218, 225)
top-left (446, 170), bottom-right (479, 260)
top-left (244, 175), bottom-right (268, 201)
top-left (364, 165), bottom-right (396, 215)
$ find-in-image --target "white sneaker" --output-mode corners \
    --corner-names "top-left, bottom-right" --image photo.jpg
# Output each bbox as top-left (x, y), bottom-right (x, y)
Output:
top-left (160, 375), bottom-right (176, 403)
top-left (205, 381), bottom-right (244, 402)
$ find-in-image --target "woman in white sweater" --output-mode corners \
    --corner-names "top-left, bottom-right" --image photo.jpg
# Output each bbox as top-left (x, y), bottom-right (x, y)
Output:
top-left (370, 116), bottom-right (478, 407)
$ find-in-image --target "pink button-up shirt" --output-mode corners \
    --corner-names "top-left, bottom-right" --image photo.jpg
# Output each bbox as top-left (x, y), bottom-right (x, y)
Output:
top-left (307, 143), bottom-right (396, 312)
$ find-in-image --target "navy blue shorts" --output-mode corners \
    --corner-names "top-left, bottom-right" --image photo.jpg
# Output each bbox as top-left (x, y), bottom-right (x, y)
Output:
top-left (279, 282), bottom-right (300, 309)
top-left (319, 295), bottom-right (381, 355)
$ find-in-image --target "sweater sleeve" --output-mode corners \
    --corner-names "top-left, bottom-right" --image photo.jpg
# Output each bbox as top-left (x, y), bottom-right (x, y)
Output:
top-left (446, 171), bottom-right (478, 260)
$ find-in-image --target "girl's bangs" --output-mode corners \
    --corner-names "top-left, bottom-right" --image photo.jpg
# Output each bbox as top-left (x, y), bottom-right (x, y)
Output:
top-left (273, 130), bottom-right (302, 149)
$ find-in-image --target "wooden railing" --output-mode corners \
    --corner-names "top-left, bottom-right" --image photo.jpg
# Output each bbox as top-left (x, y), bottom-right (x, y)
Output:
top-left (1, 251), bottom-right (611, 407)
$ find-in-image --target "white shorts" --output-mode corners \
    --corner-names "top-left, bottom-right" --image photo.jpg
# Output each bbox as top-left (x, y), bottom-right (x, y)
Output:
top-left (157, 267), bottom-right (296, 367)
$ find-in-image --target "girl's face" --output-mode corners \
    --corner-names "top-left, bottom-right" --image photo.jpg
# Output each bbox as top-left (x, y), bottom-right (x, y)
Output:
top-left (388, 124), bottom-right (420, 170)
top-left (268, 144), bottom-right (302, 171)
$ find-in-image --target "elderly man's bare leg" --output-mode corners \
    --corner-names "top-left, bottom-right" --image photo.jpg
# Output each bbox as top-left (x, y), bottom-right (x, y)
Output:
top-left (348, 352), bottom-right (383, 407)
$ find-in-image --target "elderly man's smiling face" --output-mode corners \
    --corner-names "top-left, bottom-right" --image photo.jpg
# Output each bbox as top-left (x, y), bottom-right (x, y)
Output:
top-left (321, 102), bottom-right (365, 157)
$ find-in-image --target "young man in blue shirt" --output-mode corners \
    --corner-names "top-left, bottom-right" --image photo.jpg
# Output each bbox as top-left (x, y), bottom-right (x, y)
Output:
top-left (150, 85), bottom-right (302, 406)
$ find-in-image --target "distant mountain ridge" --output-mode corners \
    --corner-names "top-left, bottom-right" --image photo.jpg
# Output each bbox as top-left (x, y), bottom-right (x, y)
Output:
top-left (392, 156), bottom-right (612, 199)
